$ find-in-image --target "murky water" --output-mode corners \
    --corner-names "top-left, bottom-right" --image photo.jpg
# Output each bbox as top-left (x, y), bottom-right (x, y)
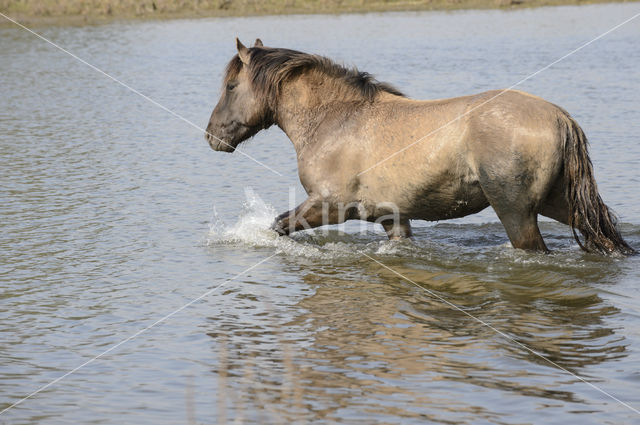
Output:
top-left (2, 3), bottom-right (640, 424)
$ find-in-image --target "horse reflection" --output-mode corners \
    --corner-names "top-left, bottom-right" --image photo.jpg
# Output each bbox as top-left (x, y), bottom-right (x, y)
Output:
top-left (203, 261), bottom-right (626, 422)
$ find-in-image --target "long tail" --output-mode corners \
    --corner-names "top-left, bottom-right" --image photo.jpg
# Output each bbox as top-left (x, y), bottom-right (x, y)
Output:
top-left (562, 114), bottom-right (635, 255)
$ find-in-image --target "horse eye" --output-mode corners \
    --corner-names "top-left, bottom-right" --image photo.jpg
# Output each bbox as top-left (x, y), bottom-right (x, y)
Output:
top-left (226, 82), bottom-right (238, 91)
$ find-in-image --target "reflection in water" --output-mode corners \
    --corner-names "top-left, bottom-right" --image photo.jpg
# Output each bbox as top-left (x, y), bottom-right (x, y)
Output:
top-left (203, 254), bottom-right (628, 424)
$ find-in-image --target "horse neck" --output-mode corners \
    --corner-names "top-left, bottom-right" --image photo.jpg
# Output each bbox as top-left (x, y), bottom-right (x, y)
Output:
top-left (274, 74), bottom-right (367, 153)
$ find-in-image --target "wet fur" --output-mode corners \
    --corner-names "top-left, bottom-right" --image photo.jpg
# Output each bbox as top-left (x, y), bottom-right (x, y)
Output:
top-left (561, 116), bottom-right (635, 255)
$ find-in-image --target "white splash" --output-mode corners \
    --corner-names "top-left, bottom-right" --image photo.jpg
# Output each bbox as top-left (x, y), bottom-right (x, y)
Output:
top-left (207, 187), bottom-right (279, 247)
top-left (206, 188), bottom-right (350, 258)
top-left (206, 188), bottom-right (426, 260)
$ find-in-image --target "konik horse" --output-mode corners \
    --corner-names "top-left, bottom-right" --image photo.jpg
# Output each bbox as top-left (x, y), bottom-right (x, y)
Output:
top-left (206, 39), bottom-right (634, 255)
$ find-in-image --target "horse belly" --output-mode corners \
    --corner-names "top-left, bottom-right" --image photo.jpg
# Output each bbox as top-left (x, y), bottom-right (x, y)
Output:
top-left (407, 180), bottom-right (489, 221)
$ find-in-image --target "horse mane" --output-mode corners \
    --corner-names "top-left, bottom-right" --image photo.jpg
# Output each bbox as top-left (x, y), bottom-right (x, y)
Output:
top-left (223, 47), bottom-right (405, 108)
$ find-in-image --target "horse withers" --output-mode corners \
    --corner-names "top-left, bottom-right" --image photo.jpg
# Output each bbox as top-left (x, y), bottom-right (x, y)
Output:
top-left (206, 38), bottom-right (634, 255)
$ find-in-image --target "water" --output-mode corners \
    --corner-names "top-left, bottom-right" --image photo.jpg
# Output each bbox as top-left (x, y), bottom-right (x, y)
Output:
top-left (2, 4), bottom-right (640, 424)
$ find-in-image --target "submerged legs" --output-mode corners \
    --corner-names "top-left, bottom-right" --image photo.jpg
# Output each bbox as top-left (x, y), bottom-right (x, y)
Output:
top-left (381, 218), bottom-right (413, 240)
top-left (498, 212), bottom-right (548, 252)
top-left (479, 172), bottom-right (549, 253)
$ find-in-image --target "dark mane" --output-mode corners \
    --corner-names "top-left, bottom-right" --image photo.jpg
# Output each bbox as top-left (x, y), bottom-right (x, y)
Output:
top-left (223, 47), bottom-right (405, 108)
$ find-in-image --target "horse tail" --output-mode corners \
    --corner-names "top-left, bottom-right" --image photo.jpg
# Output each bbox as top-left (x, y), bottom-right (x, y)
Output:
top-left (561, 113), bottom-right (635, 255)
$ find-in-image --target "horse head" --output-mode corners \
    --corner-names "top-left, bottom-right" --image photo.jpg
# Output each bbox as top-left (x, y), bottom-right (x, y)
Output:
top-left (205, 38), bottom-right (271, 152)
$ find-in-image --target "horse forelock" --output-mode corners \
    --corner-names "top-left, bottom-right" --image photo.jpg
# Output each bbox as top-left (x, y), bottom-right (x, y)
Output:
top-left (222, 55), bottom-right (243, 86)
top-left (224, 47), bottom-right (404, 107)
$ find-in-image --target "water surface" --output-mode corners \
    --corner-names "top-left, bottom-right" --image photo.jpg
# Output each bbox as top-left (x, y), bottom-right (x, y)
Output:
top-left (1, 4), bottom-right (640, 424)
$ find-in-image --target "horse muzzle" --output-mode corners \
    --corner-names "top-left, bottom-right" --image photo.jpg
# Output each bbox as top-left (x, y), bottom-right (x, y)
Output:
top-left (205, 128), bottom-right (236, 152)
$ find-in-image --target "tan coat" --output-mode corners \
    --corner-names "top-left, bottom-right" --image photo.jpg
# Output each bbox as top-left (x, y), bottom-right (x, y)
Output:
top-left (206, 39), bottom-right (634, 255)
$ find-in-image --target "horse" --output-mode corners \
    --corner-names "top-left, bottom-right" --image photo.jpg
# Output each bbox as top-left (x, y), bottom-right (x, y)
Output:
top-left (206, 38), bottom-right (635, 255)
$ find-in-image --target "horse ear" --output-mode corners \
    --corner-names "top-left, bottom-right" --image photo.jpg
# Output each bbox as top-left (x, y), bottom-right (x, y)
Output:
top-left (236, 37), bottom-right (250, 65)
top-left (254, 38), bottom-right (263, 47)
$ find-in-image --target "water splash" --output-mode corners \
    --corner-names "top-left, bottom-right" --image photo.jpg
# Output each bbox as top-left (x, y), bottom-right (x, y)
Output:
top-left (204, 187), bottom-right (632, 272)
top-left (207, 187), bottom-right (279, 247)
top-left (206, 187), bottom-right (364, 259)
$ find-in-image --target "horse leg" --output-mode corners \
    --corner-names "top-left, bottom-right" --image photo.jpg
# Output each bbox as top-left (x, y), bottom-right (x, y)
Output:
top-left (381, 218), bottom-right (413, 240)
top-left (540, 179), bottom-right (570, 225)
top-left (479, 174), bottom-right (549, 252)
top-left (540, 178), bottom-right (601, 251)
top-left (497, 211), bottom-right (548, 252)
top-left (271, 197), bottom-right (337, 235)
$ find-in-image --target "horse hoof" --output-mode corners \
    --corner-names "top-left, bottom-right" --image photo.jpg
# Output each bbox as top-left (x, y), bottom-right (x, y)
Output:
top-left (270, 221), bottom-right (288, 236)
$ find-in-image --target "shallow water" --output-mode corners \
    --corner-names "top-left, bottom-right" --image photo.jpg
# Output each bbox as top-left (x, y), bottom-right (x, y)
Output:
top-left (2, 3), bottom-right (640, 424)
